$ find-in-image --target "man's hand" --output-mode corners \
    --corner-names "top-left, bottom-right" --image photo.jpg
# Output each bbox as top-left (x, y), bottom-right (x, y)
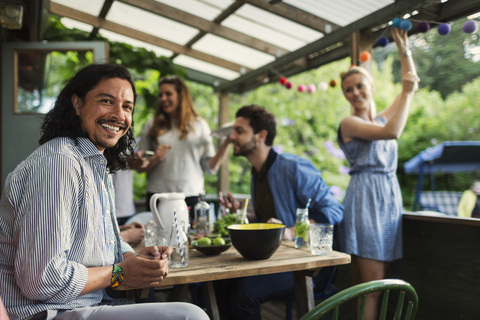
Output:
top-left (121, 246), bottom-right (173, 288)
top-left (120, 222), bottom-right (145, 246)
top-left (219, 192), bottom-right (241, 212)
top-left (127, 151), bottom-right (149, 170)
top-left (266, 217), bottom-right (295, 240)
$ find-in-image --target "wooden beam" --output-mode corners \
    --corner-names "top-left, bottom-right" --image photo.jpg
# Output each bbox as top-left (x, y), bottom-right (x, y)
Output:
top-left (118, 0), bottom-right (289, 57)
top-left (218, 91), bottom-right (230, 194)
top-left (49, 2), bottom-right (248, 73)
top-left (349, 29), bottom-right (372, 73)
top-left (243, 0), bottom-right (340, 34)
top-left (89, 0), bottom-right (114, 39)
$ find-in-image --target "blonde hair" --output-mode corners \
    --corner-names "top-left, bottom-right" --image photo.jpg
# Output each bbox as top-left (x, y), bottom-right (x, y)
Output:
top-left (148, 75), bottom-right (199, 140)
top-left (341, 66), bottom-right (376, 120)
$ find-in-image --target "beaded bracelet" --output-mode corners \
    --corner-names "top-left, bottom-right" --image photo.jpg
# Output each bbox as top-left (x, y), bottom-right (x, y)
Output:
top-left (110, 264), bottom-right (124, 288)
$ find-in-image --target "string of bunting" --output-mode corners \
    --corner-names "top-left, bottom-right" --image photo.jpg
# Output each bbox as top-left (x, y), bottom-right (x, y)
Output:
top-left (274, 17), bottom-right (478, 93)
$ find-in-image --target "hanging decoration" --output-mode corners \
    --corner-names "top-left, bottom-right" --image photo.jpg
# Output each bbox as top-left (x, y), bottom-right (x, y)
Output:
top-left (417, 21), bottom-right (430, 33)
top-left (463, 20), bottom-right (477, 33)
top-left (377, 36), bottom-right (389, 47)
top-left (392, 17), bottom-right (402, 28)
top-left (270, 17), bottom-right (477, 94)
top-left (318, 81), bottom-right (328, 91)
top-left (399, 19), bottom-right (413, 31)
top-left (438, 23), bottom-right (451, 35)
top-left (359, 51), bottom-right (371, 62)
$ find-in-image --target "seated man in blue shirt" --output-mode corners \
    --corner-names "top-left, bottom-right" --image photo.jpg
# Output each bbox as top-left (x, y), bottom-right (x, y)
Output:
top-left (0, 63), bottom-right (208, 320)
top-left (217, 104), bottom-right (344, 320)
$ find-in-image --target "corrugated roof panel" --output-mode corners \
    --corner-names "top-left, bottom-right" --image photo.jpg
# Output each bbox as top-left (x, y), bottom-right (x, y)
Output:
top-left (193, 34), bottom-right (275, 69)
top-left (174, 55), bottom-right (239, 80)
top-left (107, 2), bottom-right (198, 45)
top-left (98, 29), bottom-right (173, 58)
top-left (60, 18), bottom-right (93, 33)
top-left (285, 0), bottom-right (395, 27)
top-left (223, 4), bottom-right (323, 51)
top-left (155, 0), bottom-right (231, 21)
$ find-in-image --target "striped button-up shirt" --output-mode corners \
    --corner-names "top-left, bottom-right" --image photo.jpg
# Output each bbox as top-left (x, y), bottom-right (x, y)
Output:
top-left (0, 137), bottom-right (134, 320)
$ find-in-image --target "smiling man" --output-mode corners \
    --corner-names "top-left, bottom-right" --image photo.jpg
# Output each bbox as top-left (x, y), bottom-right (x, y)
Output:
top-left (0, 64), bottom-right (208, 320)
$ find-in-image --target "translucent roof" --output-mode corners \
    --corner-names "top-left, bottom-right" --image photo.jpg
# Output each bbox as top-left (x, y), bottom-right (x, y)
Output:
top-left (49, 0), bottom-right (477, 92)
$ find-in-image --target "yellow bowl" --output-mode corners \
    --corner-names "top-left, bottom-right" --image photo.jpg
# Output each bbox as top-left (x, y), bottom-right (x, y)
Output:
top-left (228, 223), bottom-right (286, 260)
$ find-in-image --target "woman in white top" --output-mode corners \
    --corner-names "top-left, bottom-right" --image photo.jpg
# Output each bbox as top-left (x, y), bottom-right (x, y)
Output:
top-left (136, 75), bottom-right (230, 219)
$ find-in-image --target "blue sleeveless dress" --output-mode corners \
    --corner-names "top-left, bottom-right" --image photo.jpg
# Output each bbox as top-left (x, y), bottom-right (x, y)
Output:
top-left (337, 117), bottom-right (402, 261)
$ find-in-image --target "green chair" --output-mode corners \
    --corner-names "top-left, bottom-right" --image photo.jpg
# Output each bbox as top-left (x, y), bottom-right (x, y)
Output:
top-left (299, 279), bottom-right (418, 320)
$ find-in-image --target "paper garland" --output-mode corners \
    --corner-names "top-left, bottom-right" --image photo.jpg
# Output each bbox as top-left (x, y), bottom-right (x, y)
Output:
top-left (275, 17), bottom-right (477, 93)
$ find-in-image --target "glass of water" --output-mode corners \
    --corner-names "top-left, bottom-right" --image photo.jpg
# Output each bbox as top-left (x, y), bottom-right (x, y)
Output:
top-left (309, 223), bottom-right (333, 255)
top-left (144, 220), bottom-right (168, 247)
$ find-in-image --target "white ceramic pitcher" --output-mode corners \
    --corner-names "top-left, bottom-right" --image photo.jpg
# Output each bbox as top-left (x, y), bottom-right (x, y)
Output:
top-left (150, 192), bottom-right (189, 237)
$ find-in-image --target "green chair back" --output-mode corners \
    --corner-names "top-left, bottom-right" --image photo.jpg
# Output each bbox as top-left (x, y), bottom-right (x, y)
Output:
top-left (299, 279), bottom-right (418, 320)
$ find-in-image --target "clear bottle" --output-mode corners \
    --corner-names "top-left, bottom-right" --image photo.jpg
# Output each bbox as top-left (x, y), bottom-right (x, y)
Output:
top-left (217, 202), bottom-right (225, 221)
top-left (235, 209), bottom-right (249, 224)
top-left (294, 208), bottom-right (310, 248)
top-left (169, 221), bottom-right (189, 268)
top-left (194, 190), bottom-right (210, 236)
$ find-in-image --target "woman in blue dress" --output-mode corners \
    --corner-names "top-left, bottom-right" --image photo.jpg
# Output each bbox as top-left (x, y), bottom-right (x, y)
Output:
top-left (337, 27), bottom-right (419, 319)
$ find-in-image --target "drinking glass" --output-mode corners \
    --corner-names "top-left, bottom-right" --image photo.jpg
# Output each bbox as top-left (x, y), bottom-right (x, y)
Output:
top-left (144, 220), bottom-right (168, 246)
top-left (309, 223), bottom-right (333, 255)
top-left (169, 221), bottom-right (189, 268)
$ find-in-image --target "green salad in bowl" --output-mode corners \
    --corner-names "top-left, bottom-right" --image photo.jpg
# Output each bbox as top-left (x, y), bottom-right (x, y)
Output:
top-left (213, 213), bottom-right (237, 238)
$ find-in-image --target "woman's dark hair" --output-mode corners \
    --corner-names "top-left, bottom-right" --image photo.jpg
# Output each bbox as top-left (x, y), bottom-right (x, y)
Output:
top-left (39, 63), bottom-right (137, 171)
top-left (235, 104), bottom-right (277, 146)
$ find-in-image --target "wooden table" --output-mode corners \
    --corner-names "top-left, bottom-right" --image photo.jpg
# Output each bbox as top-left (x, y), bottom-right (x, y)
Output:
top-left (117, 241), bottom-right (350, 319)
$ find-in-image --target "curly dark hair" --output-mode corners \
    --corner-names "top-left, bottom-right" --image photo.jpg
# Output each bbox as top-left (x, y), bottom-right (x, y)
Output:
top-left (39, 63), bottom-right (137, 171)
top-left (235, 104), bottom-right (277, 146)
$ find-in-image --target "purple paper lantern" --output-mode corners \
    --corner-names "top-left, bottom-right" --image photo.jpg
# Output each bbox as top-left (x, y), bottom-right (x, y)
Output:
top-left (399, 19), bottom-right (412, 31)
top-left (417, 21), bottom-right (430, 33)
top-left (438, 23), bottom-right (451, 35)
top-left (378, 36), bottom-right (389, 47)
top-left (463, 20), bottom-right (477, 34)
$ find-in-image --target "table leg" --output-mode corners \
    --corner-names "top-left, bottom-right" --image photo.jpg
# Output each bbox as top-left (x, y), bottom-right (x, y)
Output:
top-left (201, 282), bottom-right (220, 320)
top-left (293, 270), bottom-right (315, 318)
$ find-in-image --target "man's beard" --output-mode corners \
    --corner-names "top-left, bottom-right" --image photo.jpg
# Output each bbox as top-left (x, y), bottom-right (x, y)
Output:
top-left (233, 136), bottom-right (256, 157)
